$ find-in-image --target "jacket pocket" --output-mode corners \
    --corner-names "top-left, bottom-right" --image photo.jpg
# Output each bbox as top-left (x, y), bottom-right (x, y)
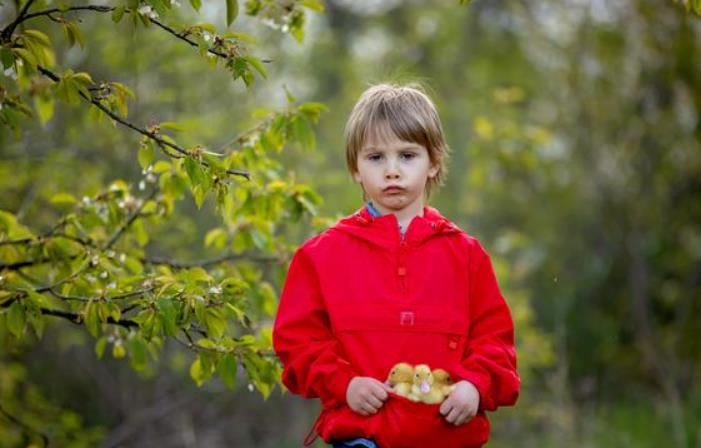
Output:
top-left (374, 393), bottom-right (489, 448)
top-left (318, 405), bottom-right (379, 442)
top-left (331, 302), bottom-right (470, 378)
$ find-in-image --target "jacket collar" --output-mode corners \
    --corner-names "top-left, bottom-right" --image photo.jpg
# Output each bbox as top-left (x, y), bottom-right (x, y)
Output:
top-left (330, 202), bottom-right (461, 249)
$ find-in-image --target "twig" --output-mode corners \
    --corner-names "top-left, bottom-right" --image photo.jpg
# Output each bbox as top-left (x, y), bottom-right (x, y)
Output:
top-left (0, 0), bottom-right (38, 42)
top-left (40, 307), bottom-right (138, 328)
top-left (103, 188), bottom-right (158, 250)
top-left (36, 65), bottom-right (250, 179)
top-left (143, 252), bottom-right (282, 268)
top-left (0, 403), bottom-right (50, 448)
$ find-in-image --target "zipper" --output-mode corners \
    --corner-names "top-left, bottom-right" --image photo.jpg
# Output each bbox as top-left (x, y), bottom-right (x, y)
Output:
top-left (398, 226), bottom-right (407, 293)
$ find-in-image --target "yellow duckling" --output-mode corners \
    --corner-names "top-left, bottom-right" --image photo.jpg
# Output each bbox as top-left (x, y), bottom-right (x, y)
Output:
top-left (385, 362), bottom-right (415, 399)
top-left (409, 364), bottom-right (445, 404)
top-left (432, 368), bottom-right (456, 399)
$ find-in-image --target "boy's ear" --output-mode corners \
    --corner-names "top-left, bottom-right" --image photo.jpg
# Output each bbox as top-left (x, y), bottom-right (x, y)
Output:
top-left (352, 170), bottom-right (362, 183)
top-left (428, 164), bottom-right (439, 179)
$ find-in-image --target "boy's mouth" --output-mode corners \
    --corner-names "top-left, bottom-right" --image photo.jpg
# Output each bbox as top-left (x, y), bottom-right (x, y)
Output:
top-left (383, 185), bottom-right (405, 192)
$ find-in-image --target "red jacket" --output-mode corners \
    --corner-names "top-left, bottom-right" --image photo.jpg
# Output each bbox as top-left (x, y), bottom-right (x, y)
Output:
top-left (273, 204), bottom-right (520, 448)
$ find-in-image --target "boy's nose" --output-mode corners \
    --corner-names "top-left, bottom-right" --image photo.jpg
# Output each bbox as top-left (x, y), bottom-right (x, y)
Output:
top-left (384, 169), bottom-right (400, 179)
top-left (384, 160), bottom-right (401, 178)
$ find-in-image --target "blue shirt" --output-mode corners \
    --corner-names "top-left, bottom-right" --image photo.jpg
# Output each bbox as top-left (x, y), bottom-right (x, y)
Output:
top-left (367, 201), bottom-right (405, 236)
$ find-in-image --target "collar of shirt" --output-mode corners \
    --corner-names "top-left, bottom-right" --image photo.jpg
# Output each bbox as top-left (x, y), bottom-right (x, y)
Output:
top-left (366, 201), bottom-right (405, 235)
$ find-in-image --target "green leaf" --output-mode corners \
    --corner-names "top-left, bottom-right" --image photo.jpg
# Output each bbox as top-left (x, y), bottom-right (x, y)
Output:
top-left (249, 227), bottom-right (267, 250)
top-left (84, 300), bottom-right (101, 337)
top-left (95, 337), bottom-right (108, 359)
top-left (192, 185), bottom-right (207, 209)
top-left (124, 256), bottom-right (144, 274)
top-left (217, 354), bottom-right (238, 389)
top-left (189, 0), bottom-right (202, 11)
top-left (184, 157), bottom-right (207, 187)
top-left (292, 116), bottom-right (315, 151)
top-left (153, 160), bottom-right (172, 173)
top-left (298, 102), bottom-right (328, 122)
top-left (50, 192), bottom-right (77, 205)
top-left (243, 55), bottom-right (267, 78)
top-left (299, 0), bottom-right (324, 12)
top-left (156, 298), bottom-right (178, 336)
top-left (242, 69), bottom-right (255, 87)
top-left (203, 308), bottom-right (227, 339)
top-left (7, 301), bottom-right (26, 337)
top-left (133, 219), bottom-right (149, 247)
top-left (12, 47), bottom-right (37, 68)
top-left (1, 48), bottom-right (15, 70)
top-left (204, 227), bottom-right (228, 249)
top-left (283, 84), bottom-right (297, 103)
top-left (138, 143), bottom-right (155, 169)
top-left (34, 94), bottom-right (55, 126)
top-left (127, 335), bottom-right (148, 371)
top-left (27, 310), bottom-right (45, 339)
top-left (23, 29), bottom-right (51, 47)
top-left (190, 358), bottom-right (206, 386)
top-left (258, 282), bottom-right (277, 317)
top-left (112, 6), bottom-right (126, 22)
top-left (226, 0), bottom-right (239, 26)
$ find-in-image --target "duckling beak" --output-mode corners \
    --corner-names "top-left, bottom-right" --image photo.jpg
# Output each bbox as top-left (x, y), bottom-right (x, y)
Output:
top-left (420, 381), bottom-right (430, 393)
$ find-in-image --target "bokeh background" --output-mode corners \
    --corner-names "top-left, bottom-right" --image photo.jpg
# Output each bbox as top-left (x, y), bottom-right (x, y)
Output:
top-left (1, 0), bottom-right (700, 446)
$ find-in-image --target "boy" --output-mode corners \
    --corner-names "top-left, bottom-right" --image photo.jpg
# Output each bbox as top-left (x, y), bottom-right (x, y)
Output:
top-left (272, 83), bottom-right (520, 448)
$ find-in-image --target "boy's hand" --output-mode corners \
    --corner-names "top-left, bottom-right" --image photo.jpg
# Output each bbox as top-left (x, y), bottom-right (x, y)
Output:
top-left (346, 376), bottom-right (393, 416)
top-left (439, 380), bottom-right (480, 426)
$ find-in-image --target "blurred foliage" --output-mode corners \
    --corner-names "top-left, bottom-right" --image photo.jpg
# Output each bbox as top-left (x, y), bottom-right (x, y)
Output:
top-left (1, 0), bottom-right (700, 447)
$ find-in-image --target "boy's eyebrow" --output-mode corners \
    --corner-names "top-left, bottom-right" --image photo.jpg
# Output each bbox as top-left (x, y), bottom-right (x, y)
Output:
top-left (362, 144), bottom-right (422, 152)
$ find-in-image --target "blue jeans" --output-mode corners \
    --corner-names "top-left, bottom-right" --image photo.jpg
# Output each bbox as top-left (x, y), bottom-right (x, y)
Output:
top-left (331, 437), bottom-right (377, 448)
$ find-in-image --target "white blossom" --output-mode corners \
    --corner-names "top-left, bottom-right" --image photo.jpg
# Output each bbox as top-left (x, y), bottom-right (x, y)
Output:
top-left (137, 5), bottom-right (158, 19)
top-left (3, 67), bottom-right (17, 80)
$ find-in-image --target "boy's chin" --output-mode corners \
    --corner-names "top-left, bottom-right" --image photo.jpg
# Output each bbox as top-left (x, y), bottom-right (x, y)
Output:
top-left (372, 197), bottom-right (419, 213)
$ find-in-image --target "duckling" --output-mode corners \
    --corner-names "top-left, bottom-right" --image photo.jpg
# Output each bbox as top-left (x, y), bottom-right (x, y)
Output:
top-left (432, 368), bottom-right (456, 398)
top-left (385, 362), bottom-right (415, 399)
top-left (408, 364), bottom-right (445, 404)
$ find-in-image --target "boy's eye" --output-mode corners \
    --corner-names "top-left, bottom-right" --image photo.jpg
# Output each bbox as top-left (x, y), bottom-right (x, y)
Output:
top-left (368, 154), bottom-right (382, 161)
top-left (401, 152), bottom-right (416, 160)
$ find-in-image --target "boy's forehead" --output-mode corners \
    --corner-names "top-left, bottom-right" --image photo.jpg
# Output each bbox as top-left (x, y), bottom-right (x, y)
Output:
top-left (362, 124), bottom-right (420, 151)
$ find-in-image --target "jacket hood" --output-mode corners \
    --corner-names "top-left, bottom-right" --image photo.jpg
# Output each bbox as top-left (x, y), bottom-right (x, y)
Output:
top-left (330, 204), bottom-right (462, 249)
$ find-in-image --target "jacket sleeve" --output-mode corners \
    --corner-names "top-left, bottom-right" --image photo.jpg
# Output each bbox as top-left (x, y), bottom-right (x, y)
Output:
top-left (452, 240), bottom-right (520, 411)
top-left (272, 245), bottom-right (358, 408)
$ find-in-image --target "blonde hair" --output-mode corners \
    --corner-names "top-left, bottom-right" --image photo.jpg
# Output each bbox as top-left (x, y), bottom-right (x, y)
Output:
top-left (344, 82), bottom-right (450, 200)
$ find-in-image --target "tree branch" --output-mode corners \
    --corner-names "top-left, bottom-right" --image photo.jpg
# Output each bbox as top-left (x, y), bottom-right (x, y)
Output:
top-left (40, 306), bottom-right (138, 328)
top-left (143, 252), bottom-right (282, 268)
top-left (5, 4), bottom-right (272, 64)
top-left (36, 65), bottom-right (250, 180)
top-left (0, 403), bottom-right (50, 448)
top-left (0, 0), bottom-right (38, 42)
top-left (103, 187), bottom-right (158, 250)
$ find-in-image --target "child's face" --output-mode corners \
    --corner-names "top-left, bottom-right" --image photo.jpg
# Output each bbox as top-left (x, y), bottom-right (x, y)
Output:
top-left (352, 122), bottom-right (438, 214)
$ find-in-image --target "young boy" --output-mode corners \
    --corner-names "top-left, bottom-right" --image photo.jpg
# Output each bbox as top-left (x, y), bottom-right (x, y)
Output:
top-left (272, 83), bottom-right (520, 448)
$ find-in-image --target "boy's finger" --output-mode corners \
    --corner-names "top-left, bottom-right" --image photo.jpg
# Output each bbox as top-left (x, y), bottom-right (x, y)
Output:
top-left (366, 395), bottom-right (383, 409)
top-left (439, 400), bottom-right (453, 416)
top-left (445, 407), bottom-right (461, 424)
top-left (370, 384), bottom-right (389, 400)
